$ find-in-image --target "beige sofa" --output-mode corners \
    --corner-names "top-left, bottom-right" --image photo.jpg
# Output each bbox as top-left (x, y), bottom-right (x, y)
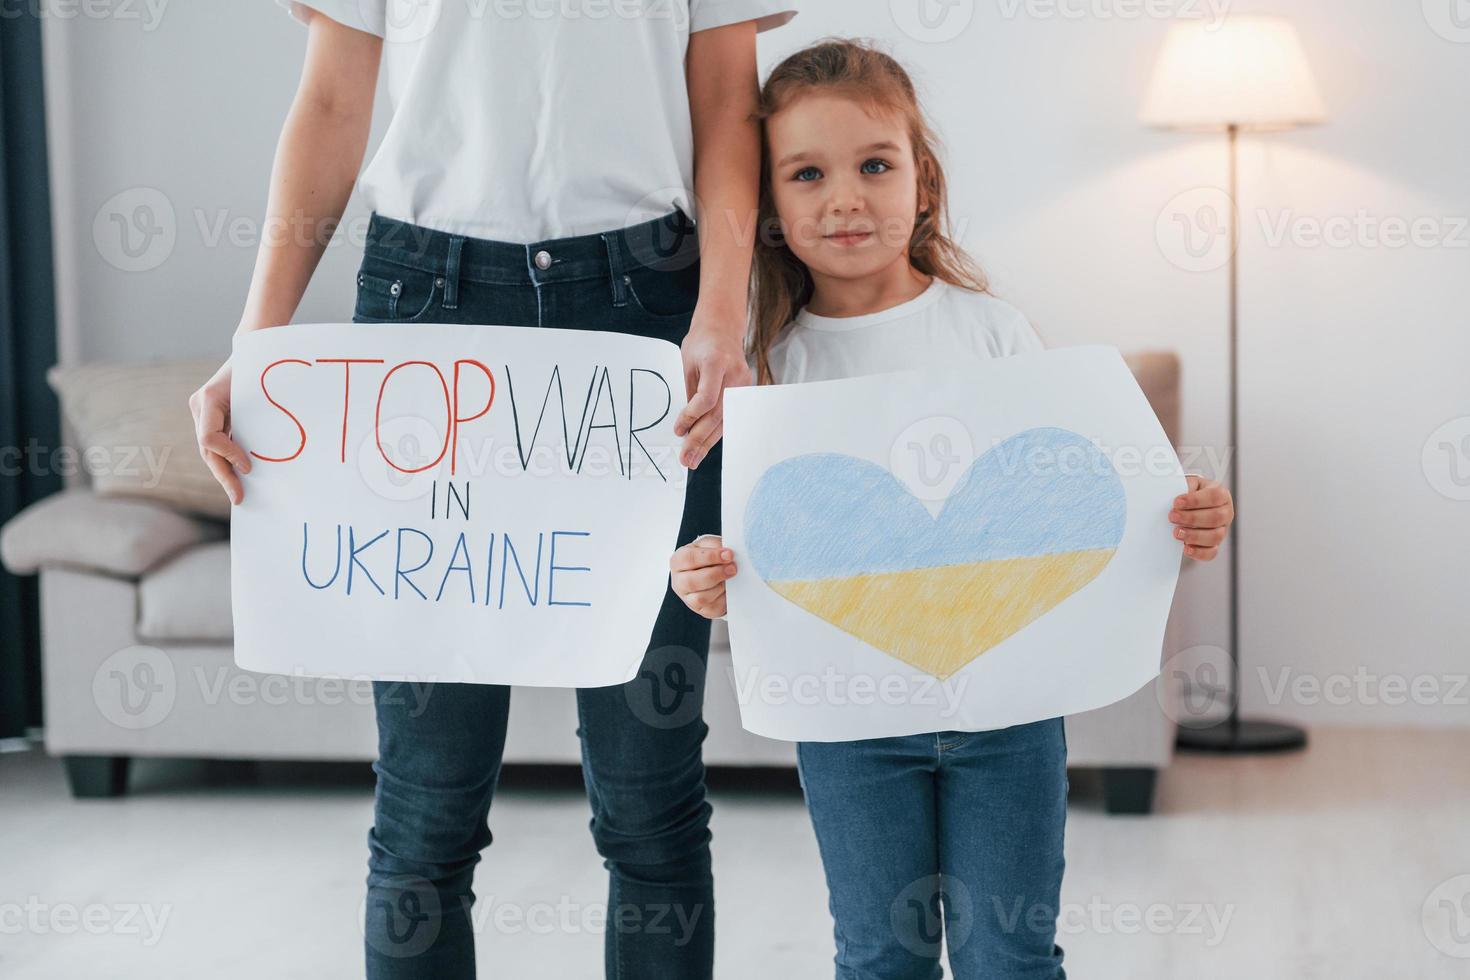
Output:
top-left (1, 353), bottom-right (1186, 813)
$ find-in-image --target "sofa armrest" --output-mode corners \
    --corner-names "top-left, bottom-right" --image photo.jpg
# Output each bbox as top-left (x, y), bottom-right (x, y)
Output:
top-left (1121, 351), bottom-right (1181, 448)
top-left (0, 488), bottom-right (225, 578)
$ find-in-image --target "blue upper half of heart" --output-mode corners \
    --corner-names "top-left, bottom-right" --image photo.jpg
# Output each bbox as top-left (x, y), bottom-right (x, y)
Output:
top-left (744, 426), bottom-right (1127, 582)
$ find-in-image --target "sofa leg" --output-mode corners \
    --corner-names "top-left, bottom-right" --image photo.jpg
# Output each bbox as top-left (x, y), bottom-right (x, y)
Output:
top-left (64, 755), bottom-right (130, 798)
top-left (1102, 767), bottom-right (1156, 815)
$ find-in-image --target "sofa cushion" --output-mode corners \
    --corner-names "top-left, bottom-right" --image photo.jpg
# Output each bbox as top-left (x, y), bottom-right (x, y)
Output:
top-left (0, 488), bottom-right (224, 578)
top-left (48, 359), bottom-right (232, 519)
top-left (138, 541), bottom-right (234, 642)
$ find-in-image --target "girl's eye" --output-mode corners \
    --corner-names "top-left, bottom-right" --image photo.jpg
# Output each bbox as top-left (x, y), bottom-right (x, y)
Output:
top-left (793, 166), bottom-right (822, 182)
top-left (861, 159), bottom-right (892, 175)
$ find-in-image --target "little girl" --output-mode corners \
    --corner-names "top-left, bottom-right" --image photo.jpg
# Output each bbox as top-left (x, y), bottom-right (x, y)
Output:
top-left (669, 40), bottom-right (1235, 979)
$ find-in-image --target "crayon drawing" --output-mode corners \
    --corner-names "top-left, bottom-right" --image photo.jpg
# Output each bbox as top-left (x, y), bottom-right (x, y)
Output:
top-left (743, 427), bottom-right (1126, 679)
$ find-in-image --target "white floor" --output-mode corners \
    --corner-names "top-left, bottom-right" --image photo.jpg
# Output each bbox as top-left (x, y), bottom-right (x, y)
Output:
top-left (3, 725), bottom-right (1468, 979)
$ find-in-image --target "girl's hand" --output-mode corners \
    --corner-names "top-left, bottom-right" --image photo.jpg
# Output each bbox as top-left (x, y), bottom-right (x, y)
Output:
top-left (670, 533), bottom-right (738, 619)
top-left (1171, 475), bottom-right (1234, 561)
top-left (189, 359), bottom-right (252, 505)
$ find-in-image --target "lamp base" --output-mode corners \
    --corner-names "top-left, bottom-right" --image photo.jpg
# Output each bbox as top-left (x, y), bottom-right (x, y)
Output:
top-left (1175, 718), bottom-right (1308, 753)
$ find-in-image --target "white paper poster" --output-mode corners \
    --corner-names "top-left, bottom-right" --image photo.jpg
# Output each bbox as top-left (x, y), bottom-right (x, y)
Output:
top-left (229, 322), bottom-right (688, 688)
top-left (721, 345), bottom-right (1186, 742)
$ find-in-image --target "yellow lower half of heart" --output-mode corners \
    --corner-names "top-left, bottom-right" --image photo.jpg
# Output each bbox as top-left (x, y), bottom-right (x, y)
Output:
top-left (767, 548), bottom-right (1117, 679)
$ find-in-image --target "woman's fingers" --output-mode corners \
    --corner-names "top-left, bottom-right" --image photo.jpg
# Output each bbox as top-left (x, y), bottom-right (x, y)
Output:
top-left (202, 449), bottom-right (244, 505)
top-left (681, 406), bottom-right (724, 470)
top-left (676, 369), bottom-right (721, 441)
top-left (192, 381), bottom-right (251, 502)
top-left (200, 430), bottom-right (252, 474)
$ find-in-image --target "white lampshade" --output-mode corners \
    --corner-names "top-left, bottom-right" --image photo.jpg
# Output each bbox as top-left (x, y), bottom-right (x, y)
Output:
top-left (1141, 16), bottom-right (1326, 131)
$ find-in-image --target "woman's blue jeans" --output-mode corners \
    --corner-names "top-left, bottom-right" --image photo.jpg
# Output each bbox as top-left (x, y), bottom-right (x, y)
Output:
top-left (796, 718), bottom-right (1070, 980)
top-left (352, 209), bottom-right (720, 979)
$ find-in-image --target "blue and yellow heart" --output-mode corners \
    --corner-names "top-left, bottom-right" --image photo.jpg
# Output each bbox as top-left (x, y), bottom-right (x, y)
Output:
top-left (744, 427), bottom-right (1126, 679)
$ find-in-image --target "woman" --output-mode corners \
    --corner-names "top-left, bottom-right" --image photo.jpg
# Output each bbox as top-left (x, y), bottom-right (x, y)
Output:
top-left (189, 2), bottom-right (798, 976)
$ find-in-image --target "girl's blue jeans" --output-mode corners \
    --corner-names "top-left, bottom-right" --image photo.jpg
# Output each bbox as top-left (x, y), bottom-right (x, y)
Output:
top-left (796, 717), bottom-right (1070, 980)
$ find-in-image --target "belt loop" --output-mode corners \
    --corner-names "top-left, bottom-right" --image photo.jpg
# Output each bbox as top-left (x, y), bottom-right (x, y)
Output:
top-left (602, 232), bottom-right (630, 308)
top-left (443, 235), bottom-right (464, 310)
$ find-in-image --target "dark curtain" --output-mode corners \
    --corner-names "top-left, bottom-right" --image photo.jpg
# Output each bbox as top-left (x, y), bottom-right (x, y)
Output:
top-left (0, 10), bottom-right (61, 739)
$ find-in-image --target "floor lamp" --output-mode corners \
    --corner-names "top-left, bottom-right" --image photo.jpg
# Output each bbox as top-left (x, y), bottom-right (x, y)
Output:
top-left (1141, 16), bottom-right (1325, 752)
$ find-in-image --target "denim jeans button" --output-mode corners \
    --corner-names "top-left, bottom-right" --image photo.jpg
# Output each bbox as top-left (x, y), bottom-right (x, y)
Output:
top-left (534, 249), bottom-right (552, 270)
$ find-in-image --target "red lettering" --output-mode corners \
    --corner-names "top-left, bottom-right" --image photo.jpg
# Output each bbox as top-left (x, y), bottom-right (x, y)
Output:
top-left (249, 358), bottom-right (311, 463)
top-left (317, 358), bottom-right (385, 462)
top-left (451, 359), bottom-right (495, 476)
top-left (375, 361), bottom-right (450, 474)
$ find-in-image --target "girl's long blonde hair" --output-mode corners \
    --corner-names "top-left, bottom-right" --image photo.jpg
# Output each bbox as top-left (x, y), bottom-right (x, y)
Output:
top-left (750, 38), bottom-right (989, 384)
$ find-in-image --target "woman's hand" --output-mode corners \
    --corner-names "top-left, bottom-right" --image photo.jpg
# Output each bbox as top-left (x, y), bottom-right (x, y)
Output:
top-left (1171, 475), bottom-right (1234, 561)
top-left (189, 359), bottom-right (252, 505)
top-left (670, 533), bottom-right (739, 619)
top-left (675, 309), bottom-right (752, 470)
top-left (678, 18), bottom-right (761, 471)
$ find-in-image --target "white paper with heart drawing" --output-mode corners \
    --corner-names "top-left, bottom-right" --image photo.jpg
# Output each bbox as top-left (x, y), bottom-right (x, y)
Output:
top-left (720, 345), bottom-right (1187, 742)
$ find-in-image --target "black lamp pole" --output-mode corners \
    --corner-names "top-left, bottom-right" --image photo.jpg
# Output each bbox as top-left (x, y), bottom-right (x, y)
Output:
top-left (1176, 123), bottom-right (1308, 753)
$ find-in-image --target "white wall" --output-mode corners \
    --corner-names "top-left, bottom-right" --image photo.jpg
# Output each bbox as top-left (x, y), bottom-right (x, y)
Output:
top-left (42, 0), bottom-right (384, 364)
top-left (42, 1), bottom-right (1470, 727)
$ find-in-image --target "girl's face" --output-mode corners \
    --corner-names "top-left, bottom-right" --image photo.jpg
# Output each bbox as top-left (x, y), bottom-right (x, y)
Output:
top-left (766, 93), bottom-right (924, 284)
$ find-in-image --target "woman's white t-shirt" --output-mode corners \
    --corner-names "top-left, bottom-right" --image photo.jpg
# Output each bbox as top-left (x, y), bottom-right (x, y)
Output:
top-left (278, 0), bottom-right (798, 242)
top-left (766, 278), bottom-right (1045, 385)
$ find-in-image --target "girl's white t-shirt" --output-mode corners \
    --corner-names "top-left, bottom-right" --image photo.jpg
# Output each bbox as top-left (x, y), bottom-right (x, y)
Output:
top-left (766, 278), bottom-right (1045, 385)
top-left (698, 277), bottom-right (1044, 609)
top-left (278, 0), bottom-right (798, 242)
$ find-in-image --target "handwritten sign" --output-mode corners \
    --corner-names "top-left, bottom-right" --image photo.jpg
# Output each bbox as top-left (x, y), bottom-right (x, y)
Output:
top-left (721, 346), bottom-right (1186, 742)
top-left (229, 323), bottom-right (688, 688)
